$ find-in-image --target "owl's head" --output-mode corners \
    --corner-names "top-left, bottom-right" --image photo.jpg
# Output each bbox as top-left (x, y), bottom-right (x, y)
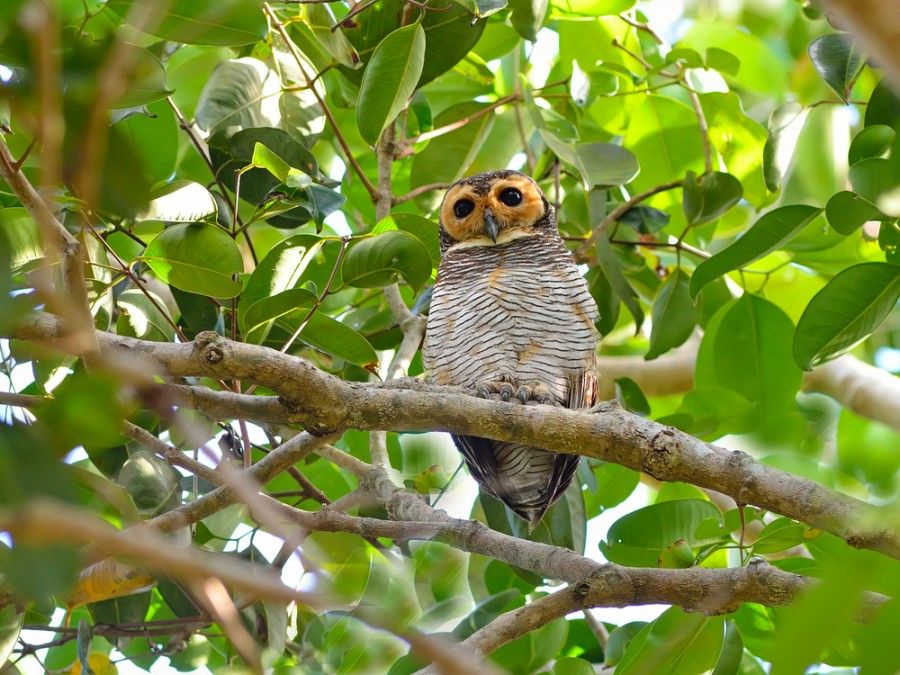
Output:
top-left (439, 170), bottom-right (552, 246)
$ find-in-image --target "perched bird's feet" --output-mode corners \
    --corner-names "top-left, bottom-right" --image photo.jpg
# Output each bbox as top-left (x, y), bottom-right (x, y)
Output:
top-left (475, 374), bottom-right (516, 401)
top-left (515, 383), bottom-right (556, 405)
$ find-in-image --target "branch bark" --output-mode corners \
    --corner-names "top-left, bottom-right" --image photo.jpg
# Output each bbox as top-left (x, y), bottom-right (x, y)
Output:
top-left (11, 314), bottom-right (899, 559)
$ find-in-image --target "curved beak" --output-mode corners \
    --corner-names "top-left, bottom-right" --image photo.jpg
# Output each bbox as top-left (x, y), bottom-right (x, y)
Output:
top-left (483, 209), bottom-right (500, 243)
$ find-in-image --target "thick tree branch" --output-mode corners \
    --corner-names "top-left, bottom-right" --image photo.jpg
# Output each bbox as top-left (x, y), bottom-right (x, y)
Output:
top-left (10, 314), bottom-right (899, 559)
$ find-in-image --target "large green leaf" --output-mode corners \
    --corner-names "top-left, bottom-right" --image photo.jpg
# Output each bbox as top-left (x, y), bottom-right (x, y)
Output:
top-left (237, 234), bottom-right (326, 341)
top-left (342, 0), bottom-right (483, 87)
top-left (682, 171), bottom-right (743, 225)
top-left (763, 102), bottom-right (807, 193)
top-left (646, 269), bottom-right (697, 360)
top-left (135, 181), bottom-right (217, 223)
top-left (623, 95), bottom-right (704, 198)
top-left (508, 0), bottom-right (549, 41)
top-left (195, 58), bottom-right (323, 140)
top-left (849, 156), bottom-right (900, 218)
top-left (242, 288), bottom-right (318, 345)
top-left (0, 208), bottom-right (42, 272)
top-left (105, 0), bottom-right (266, 46)
top-left (290, 312), bottom-right (378, 367)
top-left (617, 607), bottom-right (724, 675)
top-left (599, 499), bottom-right (722, 567)
top-left (342, 232), bottom-right (432, 291)
top-left (142, 224), bottom-right (243, 298)
top-left (690, 205), bottom-right (823, 297)
top-left (356, 24), bottom-right (426, 146)
top-left (825, 191), bottom-right (885, 235)
top-left (372, 213), bottom-right (441, 266)
top-left (793, 262), bottom-right (900, 370)
top-left (696, 295), bottom-right (803, 434)
top-left (808, 33), bottom-right (865, 102)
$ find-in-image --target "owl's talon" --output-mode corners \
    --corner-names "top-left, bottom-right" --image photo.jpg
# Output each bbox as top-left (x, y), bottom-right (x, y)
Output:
top-left (516, 386), bottom-right (530, 404)
top-left (499, 384), bottom-right (514, 401)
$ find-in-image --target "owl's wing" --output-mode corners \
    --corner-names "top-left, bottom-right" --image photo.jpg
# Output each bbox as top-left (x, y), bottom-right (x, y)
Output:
top-left (545, 369), bottom-right (599, 505)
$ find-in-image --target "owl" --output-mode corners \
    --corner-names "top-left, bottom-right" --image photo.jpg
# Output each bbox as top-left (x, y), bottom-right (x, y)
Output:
top-left (423, 170), bottom-right (600, 529)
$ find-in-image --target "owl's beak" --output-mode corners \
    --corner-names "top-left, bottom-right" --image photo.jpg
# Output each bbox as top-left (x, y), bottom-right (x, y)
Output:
top-left (483, 209), bottom-right (500, 242)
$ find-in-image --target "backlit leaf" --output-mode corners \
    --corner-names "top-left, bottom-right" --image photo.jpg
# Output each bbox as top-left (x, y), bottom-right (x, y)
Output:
top-left (357, 24), bottom-right (426, 146)
top-left (793, 262), bottom-right (900, 370)
top-left (143, 224), bottom-right (243, 298)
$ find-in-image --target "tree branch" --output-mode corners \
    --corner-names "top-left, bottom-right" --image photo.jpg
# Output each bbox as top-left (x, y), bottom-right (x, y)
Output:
top-left (11, 314), bottom-right (899, 559)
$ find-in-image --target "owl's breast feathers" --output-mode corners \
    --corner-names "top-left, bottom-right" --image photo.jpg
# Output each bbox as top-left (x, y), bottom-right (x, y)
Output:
top-left (423, 230), bottom-right (600, 526)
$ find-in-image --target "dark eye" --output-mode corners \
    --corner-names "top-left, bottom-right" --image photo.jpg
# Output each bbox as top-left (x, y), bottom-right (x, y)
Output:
top-left (499, 187), bottom-right (523, 206)
top-left (453, 199), bottom-right (475, 218)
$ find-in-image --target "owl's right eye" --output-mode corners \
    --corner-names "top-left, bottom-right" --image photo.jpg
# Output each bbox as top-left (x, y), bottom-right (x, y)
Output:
top-left (453, 199), bottom-right (475, 218)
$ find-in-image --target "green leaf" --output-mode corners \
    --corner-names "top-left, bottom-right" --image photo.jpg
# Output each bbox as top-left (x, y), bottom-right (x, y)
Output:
top-left (248, 142), bottom-right (312, 189)
top-left (357, 24), bottom-right (426, 146)
top-left (238, 234), bottom-right (326, 341)
top-left (143, 224), bottom-right (243, 298)
top-left (706, 47), bottom-right (741, 76)
top-left (696, 296), bottom-right (803, 435)
top-left (849, 125), bottom-right (895, 166)
top-left (0, 207), bottom-right (42, 272)
top-left (865, 78), bottom-right (900, 127)
top-left (808, 33), bottom-right (865, 101)
top-left (617, 607), bottom-right (724, 675)
top-left (508, 0), bottom-right (549, 41)
top-left (587, 267), bottom-right (621, 335)
top-left (849, 157), bottom-right (900, 218)
top-left (342, 232), bottom-right (432, 291)
top-left (195, 58), bottom-right (322, 140)
top-left (646, 269), bottom-right (697, 360)
top-left (553, 656), bottom-right (595, 675)
top-left (242, 288), bottom-right (318, 344)
top-left (623, 95), bottom-right (705, 197)
top-left (599, 499), bottom-right (722, 567)
top-left (683, 171), bottom-right (743, 225)
top-left (135, 180), bottom-right (217, 223)
top-left (751, 517), bottom-right (810, 555)
top-left (372, 213), bottom-right (441, 266)
top-left (410, 102), bottom-right (496, 198)
top-left (681, 22), bottom-right (787, 95)
top-left (491, 616), bottom-right (568, 672)
top-left (615, 377), bottom-right (650, 416)
top-left (304, 3), bottom-right (361, 69)
top-left (553, 0), bottom-right (635, 15)
top-left (583, 462), bottom-right (640, 517)
top-left (880, 220), bottom-right (900, 263)
top-left (105, 0), bottom-right (266, 46)
top-left (0, 605), bottom-right (23, 667)
top-left (792, 262), bottom-right (900, 370)
top-left (825, 191), bottom-right (885, 235)
top-left (690, 205), bottom-right (823, 297)
top-left (711, 621), bottom-right (744, 675)
top-left (605, 622), bottom-right (647, 667)
top-left (595, 234), bottom-right (643, 333)
top-left (292, 312), bottom-right (379, 367)
top-left (116, 289), bottom-right (176, 342)
top-left (763, 103), bottom-right (807, 192)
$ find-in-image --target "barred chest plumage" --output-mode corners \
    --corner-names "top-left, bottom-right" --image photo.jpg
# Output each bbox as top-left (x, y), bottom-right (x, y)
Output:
top-left (424, 230), bottom-right (598, 399)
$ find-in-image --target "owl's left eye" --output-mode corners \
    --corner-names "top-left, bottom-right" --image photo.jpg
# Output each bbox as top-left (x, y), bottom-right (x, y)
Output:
top-left (499, 187), bottom-right (523, 206)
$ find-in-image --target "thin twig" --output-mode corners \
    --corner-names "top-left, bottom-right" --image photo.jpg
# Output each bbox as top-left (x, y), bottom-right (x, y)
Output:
top-left (392, 182), bottom-right (451, 205)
